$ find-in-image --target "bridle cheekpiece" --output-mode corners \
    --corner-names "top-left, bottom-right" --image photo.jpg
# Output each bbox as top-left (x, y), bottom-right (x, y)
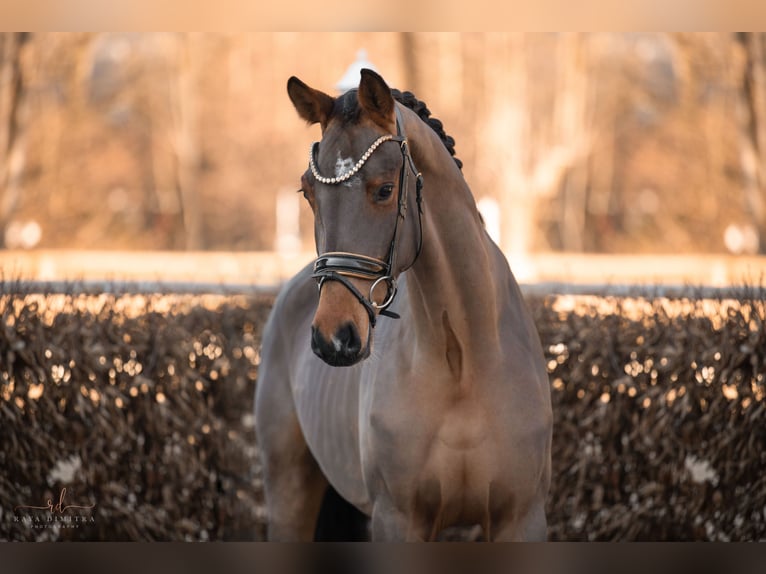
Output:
top-left (309, 106), bottom-right (423, 328)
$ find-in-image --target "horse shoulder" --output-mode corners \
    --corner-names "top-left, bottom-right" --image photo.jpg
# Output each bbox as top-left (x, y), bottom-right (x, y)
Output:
top-left (255, 264), bottom-right (316, 454)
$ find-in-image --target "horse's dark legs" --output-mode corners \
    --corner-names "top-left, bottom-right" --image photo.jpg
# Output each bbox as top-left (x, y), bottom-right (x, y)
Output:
top-left (314, 484), bottom-right (370, 541)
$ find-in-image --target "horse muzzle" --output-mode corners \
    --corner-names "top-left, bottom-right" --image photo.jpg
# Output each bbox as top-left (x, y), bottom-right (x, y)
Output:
top-left (311, 322), bottom-right (370, 367)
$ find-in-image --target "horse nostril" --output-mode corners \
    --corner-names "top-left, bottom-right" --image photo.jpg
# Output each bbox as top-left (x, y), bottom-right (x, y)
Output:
top-left (311, 323), bottom-right (364, 366)
top-left (311, 325), bottom-right (326, 356)
top-left (336, 323), bottom-right (361, 356)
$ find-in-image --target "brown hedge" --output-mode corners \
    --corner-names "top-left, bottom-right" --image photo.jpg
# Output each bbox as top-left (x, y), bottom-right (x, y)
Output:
top-left (536, 290), bottom-right (766, 541)
top-left (0, 286), bottom-right (764, 541)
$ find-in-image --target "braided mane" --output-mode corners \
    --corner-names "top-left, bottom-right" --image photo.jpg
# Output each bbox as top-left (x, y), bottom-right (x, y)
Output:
top-left (392, 89), bottom-right (463, 172)
top-left (335, 88), bottom-right (463, 172)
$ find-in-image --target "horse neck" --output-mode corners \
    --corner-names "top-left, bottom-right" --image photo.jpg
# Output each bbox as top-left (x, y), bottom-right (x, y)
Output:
top-left (404, 113), bottom-right (508, 376)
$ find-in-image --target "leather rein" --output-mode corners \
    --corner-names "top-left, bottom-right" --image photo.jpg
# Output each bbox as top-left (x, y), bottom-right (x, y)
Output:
top-left (310, 106), bottom-right (423, 328)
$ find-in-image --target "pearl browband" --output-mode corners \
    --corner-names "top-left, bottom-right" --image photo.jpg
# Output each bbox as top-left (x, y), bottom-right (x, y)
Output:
top-left (309, 134), bottom-right (396, 185)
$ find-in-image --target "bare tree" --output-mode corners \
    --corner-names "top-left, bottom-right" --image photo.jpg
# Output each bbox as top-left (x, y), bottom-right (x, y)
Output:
top-left (735, 32), bottom-right (766, 253)
top-left (169, 34), bottom-right (203, 250)
top-left (554, 33), bottom-right (592, 252)
top-left (479, 34), bottom-right (593, 258)
top-left (400, 33), bottom-right (419, 94)
top-left (0, 33), bottom-right (29, 248)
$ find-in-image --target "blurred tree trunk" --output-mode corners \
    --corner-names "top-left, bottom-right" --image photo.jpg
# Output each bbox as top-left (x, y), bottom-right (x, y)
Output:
top-left (400, 33), bottom-right (419, 94)
top-left (736, 32), bottom-right (766, 253)
top-left (480, 34), bottom-right (593, 259)
top-left (0, 33), bottom-right (29, 248)
top-left (170, 34), bottom-right (203, 250)
top-left (555, 33), bottom-right (591, 252)
top-left (476, 34), bottom-right (531, 259)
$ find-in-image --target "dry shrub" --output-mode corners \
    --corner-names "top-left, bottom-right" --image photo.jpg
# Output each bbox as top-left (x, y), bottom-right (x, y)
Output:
top-left (0, 290), bottom-right (273, 541)
top-left (1, 285), bottom-right (764, 540)
top-left (532, 289), bottom-right (766, 541)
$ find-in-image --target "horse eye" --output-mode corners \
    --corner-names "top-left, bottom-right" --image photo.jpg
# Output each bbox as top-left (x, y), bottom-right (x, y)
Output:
top-left (375, 184), bottom-right (395, 202)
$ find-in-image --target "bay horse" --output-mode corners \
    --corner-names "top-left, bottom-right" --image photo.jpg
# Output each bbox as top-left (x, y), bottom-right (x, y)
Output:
top-left (255, 69), bottom-right (552, 541)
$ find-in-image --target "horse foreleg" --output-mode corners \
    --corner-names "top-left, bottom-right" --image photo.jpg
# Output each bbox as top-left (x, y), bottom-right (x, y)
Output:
top-left (256, 372), bottom-right (327, 541)
top-left (370, 497), bottom-right (430, 541)
top-left (490, 502), bottom-right (548, 542)
top-left (262, 439), bottom-right (328, 541)
top-left (371, 499), bottom-right (411, 541)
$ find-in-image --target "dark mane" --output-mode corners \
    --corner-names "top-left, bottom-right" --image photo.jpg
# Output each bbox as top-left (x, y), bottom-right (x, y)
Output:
top-left (333, 89), bottom-right (463, 172)
top-left (392, 89), bottom-right (463, 172)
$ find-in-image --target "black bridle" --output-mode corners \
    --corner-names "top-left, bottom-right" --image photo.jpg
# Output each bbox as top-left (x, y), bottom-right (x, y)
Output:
top-left (310, 106), bottom-right (424, 328)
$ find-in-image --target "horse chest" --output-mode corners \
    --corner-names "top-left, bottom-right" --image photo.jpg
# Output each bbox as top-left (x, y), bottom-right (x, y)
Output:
top-left (362, 374), bottom-right (500, 507)
top-left (368, 384), bottom-right (489, 445)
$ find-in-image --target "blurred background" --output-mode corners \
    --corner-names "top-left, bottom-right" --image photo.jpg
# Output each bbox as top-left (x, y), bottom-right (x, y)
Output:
top-left (0, 32), bottom-right (765, 282)
top-left (3, 32), bottom-right (766, 542)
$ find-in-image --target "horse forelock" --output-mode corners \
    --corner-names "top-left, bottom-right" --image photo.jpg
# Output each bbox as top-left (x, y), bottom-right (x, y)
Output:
top-left (328, 88), bottom-right (463, 172)
top-left (332, 90), bottom-right (363, 126)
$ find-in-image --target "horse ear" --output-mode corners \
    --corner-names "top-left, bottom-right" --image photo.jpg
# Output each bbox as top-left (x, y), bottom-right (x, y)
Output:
top-left (287, 76), bottom-right (335, 130)
top-left (358, 69), bottom-right (395, 129)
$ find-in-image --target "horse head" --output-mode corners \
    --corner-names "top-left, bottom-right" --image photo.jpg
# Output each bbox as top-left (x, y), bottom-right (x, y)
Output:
top-left (288, 69), bottom-right (422, 367)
